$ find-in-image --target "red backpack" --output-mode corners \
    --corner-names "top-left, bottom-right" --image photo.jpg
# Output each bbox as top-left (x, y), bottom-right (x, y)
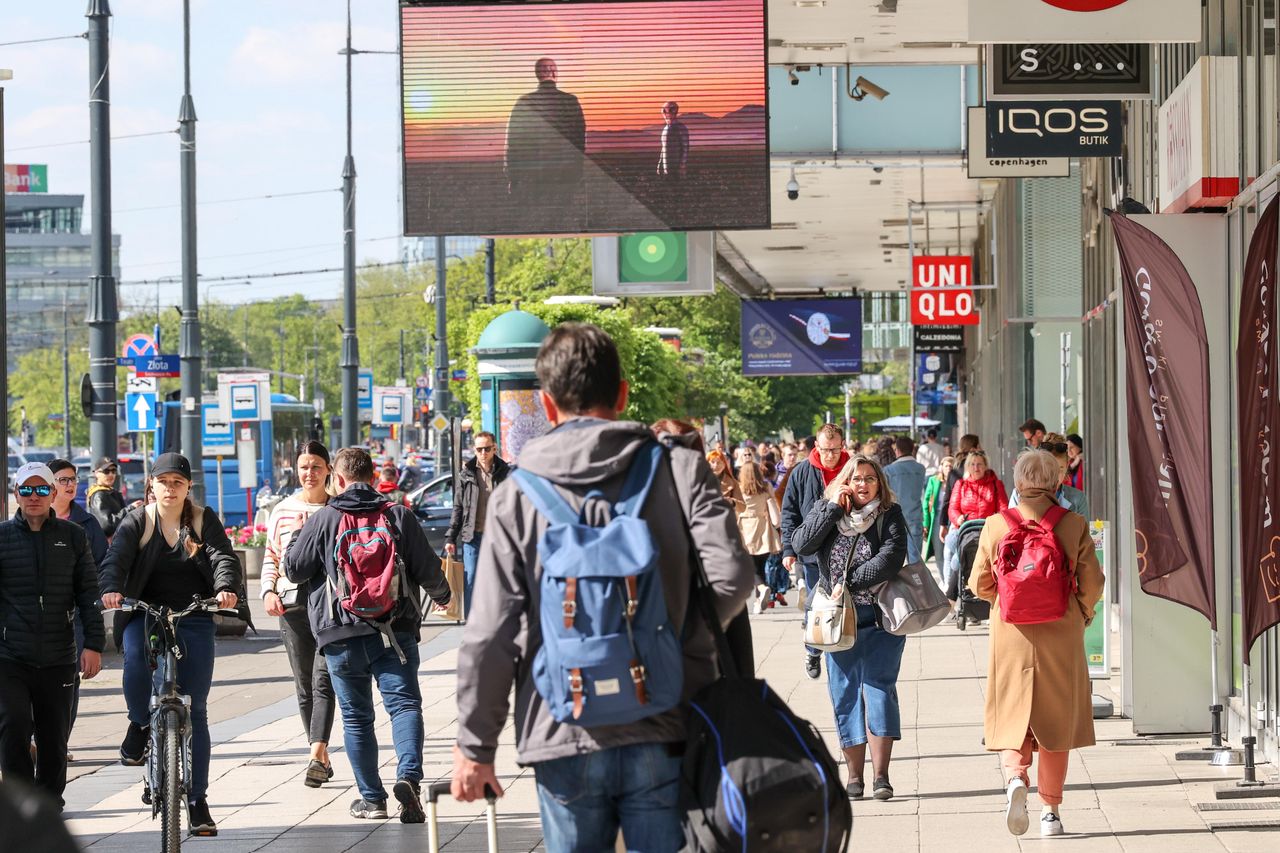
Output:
top-left (994, 505), bottom-right (1074, 624)
top-left (331, 507), bottom-right (405, 620)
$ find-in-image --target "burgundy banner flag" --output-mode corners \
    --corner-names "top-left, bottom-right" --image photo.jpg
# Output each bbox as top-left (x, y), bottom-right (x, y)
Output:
top-left (1238, 195), bottom-right (1280, 662)
top-left (1111, 213), bottom-right (1216, 627)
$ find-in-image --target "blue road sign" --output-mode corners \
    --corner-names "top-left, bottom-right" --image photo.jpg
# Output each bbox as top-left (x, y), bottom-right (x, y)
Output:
top-left (378, 392), bottom-right (405, 425)
top-left (125, 392), bottom-right (157, 432)
top-left (134, 354), bottom-right (180, 378)
top-left (451, 369), bottom-right (468, 382)
top-left (229, 383), bottom-right (260, 421)
top-left (202, 404), bottom-right (233, 454)
top-left (122, 333), bottom-right (157, 359)
top-left (358, 370), bottom-right (374, 410)
top-left (414, 386), bottom-right (432, 404)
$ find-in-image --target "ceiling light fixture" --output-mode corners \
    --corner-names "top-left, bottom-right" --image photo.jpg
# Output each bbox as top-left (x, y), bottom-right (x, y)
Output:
top-left (794, 0), bottom-right (826, 6)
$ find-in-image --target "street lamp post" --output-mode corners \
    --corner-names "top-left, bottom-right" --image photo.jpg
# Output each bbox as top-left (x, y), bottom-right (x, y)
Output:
top-left (86, 1), bottom-right (118, 467)
top-left (63, 290), bottom-right (72, 458)
top-left (177, 0), bottom-right (205, 500)
top-left (718, 402), bottom-right (729, 447)
top-left (434, 237), bottom-right (451, 477)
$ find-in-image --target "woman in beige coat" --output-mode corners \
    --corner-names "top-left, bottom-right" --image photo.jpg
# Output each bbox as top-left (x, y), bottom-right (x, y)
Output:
top-left (737, 461), bottom-right (783, 614)
top-left (968, 450), bottom-right (1104, 839)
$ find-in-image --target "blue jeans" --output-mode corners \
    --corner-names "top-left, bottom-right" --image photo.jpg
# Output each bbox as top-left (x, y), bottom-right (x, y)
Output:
top-left (462, 534), bottom-right (483, 619)
top-left (826, 605), bottom-right (906, 747)
top-left (324, 632), bottom-right (423, 802)
top-left (904, 526), bottom-right (922, 564)
top-left (122, 613), bottom-right (216, 800)
top-left (534, 743), bottom-right (683, 853)
top-left (801, 559), bottom-right (821, 655)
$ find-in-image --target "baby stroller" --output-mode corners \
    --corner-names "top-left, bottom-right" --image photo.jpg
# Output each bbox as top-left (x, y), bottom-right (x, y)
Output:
top-left (950, 518), bottom-right (991, 631)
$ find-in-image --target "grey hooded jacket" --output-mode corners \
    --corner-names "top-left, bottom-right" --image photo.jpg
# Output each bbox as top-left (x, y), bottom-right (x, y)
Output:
top-left (454, 418), bottom-right (756, 766)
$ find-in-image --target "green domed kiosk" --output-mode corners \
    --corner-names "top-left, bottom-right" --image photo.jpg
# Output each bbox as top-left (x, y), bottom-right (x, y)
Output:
top-left (472, 309), bottom-right (552, 461)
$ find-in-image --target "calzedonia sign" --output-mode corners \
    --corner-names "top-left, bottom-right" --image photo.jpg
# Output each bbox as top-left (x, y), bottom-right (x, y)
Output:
top-left (986, 101), bottom-right (1122, 158)
top-left (914, 326), bottom-right (965, 353)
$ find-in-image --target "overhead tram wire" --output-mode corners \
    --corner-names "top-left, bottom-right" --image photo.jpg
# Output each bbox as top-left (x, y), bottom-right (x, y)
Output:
top-left (115, 187), bottom-right (339, 214)
top-left (6, 128), bottom-right (175, 152)
top-left (0, 33), bottom-right (87, 48)
top-left (119, 260), bottom-right (411, 288)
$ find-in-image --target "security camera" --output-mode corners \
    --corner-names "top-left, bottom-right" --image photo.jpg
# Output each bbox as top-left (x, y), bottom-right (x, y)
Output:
top-left (872, 165), bottom-right (884, 174)
top-left (787, 65), bottom-right (799, 86)
top-left (786, 167), bottom-right (799, 201)
top-left (853, 75), bottom-right (890, 101)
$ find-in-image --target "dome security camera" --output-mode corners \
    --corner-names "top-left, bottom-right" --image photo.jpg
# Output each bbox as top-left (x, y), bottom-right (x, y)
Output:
top-left (786, 167), bottom-right (799, 201)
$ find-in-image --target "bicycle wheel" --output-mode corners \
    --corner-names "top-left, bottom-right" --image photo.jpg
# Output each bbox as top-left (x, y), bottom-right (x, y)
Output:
top-left (159, 709), bottom-right (182, 853)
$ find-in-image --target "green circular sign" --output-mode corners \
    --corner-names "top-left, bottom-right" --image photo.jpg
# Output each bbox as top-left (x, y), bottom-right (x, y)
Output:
top-left (619, 232), bottom-right (688, 283)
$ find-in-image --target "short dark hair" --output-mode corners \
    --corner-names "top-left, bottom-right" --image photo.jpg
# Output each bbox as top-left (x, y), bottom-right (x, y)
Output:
top-left (297, 440), bottom-right (331, 467)
top-left (926, 429), bottom-right (938, 440)
top-left (801, 436), bottom-right (816, 452)
top-left (1067, 433), bottom-right (1084, 451)
top-left (895, 436), bottom-right (915, 456)
top-left (1019, 418), bottom-right (1047, 435)
top-left (474, 431), bottom-right (497, 444)
top-left (333, 447), bottom-right (375, 484)
top-left (535, 323), bottom-right (622, 415)
top-left (48, 458), bottom-right (75, 475)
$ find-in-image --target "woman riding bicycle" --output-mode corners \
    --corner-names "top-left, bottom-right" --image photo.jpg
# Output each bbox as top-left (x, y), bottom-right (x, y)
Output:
top-left (260, 440), bottom-right (337, 787)
top-left (100, 453), bottom-right (241, 837)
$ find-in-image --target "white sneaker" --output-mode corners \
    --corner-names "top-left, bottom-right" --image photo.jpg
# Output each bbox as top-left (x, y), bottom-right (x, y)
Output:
top-left (1004, 779), bottom-right (1029, 836)
top-left (753, 585), bottom-right (770, 615)
top-left (1041, 811), bottom-right (1064, 837)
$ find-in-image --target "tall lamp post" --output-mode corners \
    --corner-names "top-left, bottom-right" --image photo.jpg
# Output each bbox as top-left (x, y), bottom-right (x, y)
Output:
top-left (1, 69), bottom-right (11, 517)
top-left (718, 402), bottom-right (729, 447)
top-left (177, 0), bottom-right (205, 499)
top-left (87, 1), bottom-right (119, 468)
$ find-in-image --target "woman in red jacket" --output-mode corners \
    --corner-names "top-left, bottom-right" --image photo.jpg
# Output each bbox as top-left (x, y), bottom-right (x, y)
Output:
top-left (947, 451), bottom-right (1008, 527)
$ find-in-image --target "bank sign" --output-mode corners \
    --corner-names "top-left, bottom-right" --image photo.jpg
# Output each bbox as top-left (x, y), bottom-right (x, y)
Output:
top-left (4, 164), bottom-right (48, 193)
top-left (969, 0), bottom-right (1201, 44)
top-left (986, 101), bottom-right (1122, 158)
top-left (911, 257), bottom-right (978, 327)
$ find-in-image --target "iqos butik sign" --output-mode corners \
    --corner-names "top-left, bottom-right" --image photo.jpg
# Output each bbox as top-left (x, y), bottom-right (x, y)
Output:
top-left (985, 101), bottom-right (1122, 158)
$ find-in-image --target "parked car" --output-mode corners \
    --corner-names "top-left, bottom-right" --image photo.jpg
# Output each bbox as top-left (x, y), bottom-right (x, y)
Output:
top-left (406, 474), bottom-right (453, 555)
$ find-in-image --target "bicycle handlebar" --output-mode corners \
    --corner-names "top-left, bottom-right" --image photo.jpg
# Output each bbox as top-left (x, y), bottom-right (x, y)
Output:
top-left (119, 596), bottom-right (235, 618)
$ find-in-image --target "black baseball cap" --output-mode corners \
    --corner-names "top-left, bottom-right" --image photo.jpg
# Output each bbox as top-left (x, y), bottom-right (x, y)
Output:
top-left (152, 453), bottom-right (193, 480)
top-left (94, 457), bottom-right (118, 472)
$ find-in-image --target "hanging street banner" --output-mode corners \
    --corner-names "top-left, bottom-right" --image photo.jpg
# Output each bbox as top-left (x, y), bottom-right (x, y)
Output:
top-left (1111, 212), bottom-right (1216, 627)
top-left (741, 298), bottom-right (862, 376)
top-left (986, 101), bottom-right (1123, 158)
top-left (969, 0), bottom-right (1201, 45)
top-left (986, 43), bottom-right (1152, 101)
top-left (1237, 194), bottom-right (1280, 662)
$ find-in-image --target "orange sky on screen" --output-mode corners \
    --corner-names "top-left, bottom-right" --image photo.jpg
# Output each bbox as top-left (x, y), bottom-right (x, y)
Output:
top-left (402, 0), bottom-right (764, 138)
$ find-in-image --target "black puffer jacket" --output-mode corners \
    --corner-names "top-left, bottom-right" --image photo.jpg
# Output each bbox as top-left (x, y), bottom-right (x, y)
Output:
top-left (446, 456), bottom-right (512, 548)
top-left (87, 485), bottom-right (129, 537)
top-left (0, 511), bottom-right (106, 668)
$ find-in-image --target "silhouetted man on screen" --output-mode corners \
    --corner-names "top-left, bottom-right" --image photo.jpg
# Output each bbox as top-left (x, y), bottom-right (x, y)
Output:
top-left (505, 58), bottom-right (586, 215)
top-left (656, 101), bottom-right (689, 180)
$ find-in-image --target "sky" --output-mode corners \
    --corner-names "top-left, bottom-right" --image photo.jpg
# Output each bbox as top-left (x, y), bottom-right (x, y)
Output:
top-left (2, 0), bottom-right (408, 309)
top-left (402, 0), bottom-right (764, 160)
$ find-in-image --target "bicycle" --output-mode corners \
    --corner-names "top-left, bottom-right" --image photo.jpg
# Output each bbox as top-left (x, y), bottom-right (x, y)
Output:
top-left (119, 595), bottom-right (229, 853)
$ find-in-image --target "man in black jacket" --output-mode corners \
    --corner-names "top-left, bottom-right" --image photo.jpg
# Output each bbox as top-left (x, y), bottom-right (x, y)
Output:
top-left (445, 431), bottom-right (510, 618)
top-left (285, 448), bottom-right (451, 825)
top-left (0, 463), bottom-right (105, 807)
top-left (86, 457), bottom-right (131, 537)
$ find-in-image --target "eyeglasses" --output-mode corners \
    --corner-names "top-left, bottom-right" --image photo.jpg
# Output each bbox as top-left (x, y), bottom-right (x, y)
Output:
top-left (54, 477), bottom-right (78, 487)
top-left (17, 485), bottom-right (53, 497)
top-left (849, 476), bottom-right (878, 485)
top-left (100, 468), bottom-right (117, 475)
top-left (474, 446), bottom-right (496, 453)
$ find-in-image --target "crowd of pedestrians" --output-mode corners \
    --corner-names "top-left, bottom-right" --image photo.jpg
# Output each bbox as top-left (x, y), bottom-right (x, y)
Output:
top-left (0, 315), bottom-right (1101, 848)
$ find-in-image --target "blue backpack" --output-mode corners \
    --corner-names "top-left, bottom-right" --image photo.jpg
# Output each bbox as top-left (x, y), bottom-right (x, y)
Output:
top-left (512, 441), bottom-right (683, 727)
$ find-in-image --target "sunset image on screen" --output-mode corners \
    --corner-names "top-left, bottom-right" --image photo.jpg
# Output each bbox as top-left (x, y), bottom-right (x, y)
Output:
top-left (400, 0), bottom-right (768, 236)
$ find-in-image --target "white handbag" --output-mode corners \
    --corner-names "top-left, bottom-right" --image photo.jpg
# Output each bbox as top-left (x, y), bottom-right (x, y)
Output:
top-left (803, 586), bottom-right (857, 652)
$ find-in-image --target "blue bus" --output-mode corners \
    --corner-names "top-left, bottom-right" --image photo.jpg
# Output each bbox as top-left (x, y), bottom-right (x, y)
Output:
top-left (156, 394), bottom-right (318, 525)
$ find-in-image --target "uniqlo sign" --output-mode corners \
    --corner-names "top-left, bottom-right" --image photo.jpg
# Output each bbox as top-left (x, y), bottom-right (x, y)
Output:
top-left (911, 256), bottom-right (979, 326)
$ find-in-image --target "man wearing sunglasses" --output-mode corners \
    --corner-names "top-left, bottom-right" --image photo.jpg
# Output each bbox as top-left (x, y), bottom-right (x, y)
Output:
top-left (445, 432), bottom-right (510, 619)
top-left (86, 458), bottom-right (129, 538)
top-left (0, 462), bottom-right (105, 807)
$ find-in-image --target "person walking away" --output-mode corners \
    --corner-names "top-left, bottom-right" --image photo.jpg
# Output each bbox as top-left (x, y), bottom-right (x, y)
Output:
top-left (782, 424), bottom-right (849, 681)
top-left (737, 461), bottom-right (783, 613)
top-left (47, 459), bottom-right (107, 759)
top-left (792, 454), bottom-right (908, 801)
top-left (884, 437), bottom-right (928, 564)
top-left (445, 431), bottom-right (510, 619)
top-left (1009, 434), bottom-right (1087, 517)
top-left (98, 453), bottom-right (240, 836)
top-left (86, 457), bottom-right (131, 538)
top-left (706, 449), bottom-right (746, 513)
top-left (374, 464), bottom-right (409, 507)
top-left (873, 436), bottom-right (896, 469)
top-left (1065, 434), bottom-right (1085, 491)
top-left (451, 324), bottom-right (755, 850)
top-left (0, 463), bottom-right (104, 808)
top-left (1019, 418), bottom-right (1047, 450)
top-left (944, 450), bottom-right (1008, 605)
top-left (260, 441), bottom-right (337, 788)
top-left (284, 448), bottom-right (452, 824)
top-left (915, 429), bottom-right (945, 477)
top-left (968, 451), bottom-right (1103, 838)
top-left (921, 456), bottom-right (953, 580)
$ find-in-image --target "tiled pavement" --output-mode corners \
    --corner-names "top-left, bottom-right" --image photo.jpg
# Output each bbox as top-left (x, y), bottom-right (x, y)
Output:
top-left (51, 599), bottom-right (1280, 851)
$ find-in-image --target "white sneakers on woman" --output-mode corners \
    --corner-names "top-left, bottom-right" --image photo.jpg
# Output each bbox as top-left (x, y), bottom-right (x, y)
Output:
top-left (1005, 778), bottom-right (1029, 835)
top-left (1041, 810), bottom-right (1065, 836)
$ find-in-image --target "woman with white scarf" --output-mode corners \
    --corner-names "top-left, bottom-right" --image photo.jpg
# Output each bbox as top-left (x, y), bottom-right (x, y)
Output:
top-left (792, 454), bottom-right (909, 801)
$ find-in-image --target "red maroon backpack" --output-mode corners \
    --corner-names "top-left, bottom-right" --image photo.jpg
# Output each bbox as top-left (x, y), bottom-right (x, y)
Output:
top-left (994, 505), bottom-right (1074, 624)
top-left (331, 507), bottom-right (405, 621)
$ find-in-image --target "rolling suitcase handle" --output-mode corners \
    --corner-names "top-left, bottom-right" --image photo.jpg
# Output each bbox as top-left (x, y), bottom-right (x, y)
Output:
top-left (426, 781), bottom-right (498, 853)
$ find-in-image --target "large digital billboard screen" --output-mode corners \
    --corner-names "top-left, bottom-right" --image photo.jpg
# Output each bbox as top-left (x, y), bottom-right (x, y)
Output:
top-left (400, 0), bottom-right (769, 236)
top-left (741, 299), bottom-right (863, 377)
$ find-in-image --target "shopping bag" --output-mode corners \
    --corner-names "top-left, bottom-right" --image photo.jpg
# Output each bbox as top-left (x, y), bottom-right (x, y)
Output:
top-left (434, 556), bottom-right (465, 622)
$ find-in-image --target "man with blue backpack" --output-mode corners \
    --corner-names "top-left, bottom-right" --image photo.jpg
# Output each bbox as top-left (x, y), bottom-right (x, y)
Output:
top-left (284, 447), bottom-right (452, 824)
top-left (451, 323), bottom-right (756, 850)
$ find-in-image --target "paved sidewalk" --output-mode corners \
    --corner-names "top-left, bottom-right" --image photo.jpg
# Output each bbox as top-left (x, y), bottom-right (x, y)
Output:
top-left (57, 604), bottom-right (1280, 851)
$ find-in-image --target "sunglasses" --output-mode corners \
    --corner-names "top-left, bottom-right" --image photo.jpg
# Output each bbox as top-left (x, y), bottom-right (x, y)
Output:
top-left (100, 467), bottom-right (118, 475)
top-left (475, 446), bottom-right (496, 453)
top-left (17, 485), bottom-right (53, 497)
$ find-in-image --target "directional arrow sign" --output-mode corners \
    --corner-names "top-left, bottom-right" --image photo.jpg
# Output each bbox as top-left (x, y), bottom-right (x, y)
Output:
top-left (125, 392), bottom-right (157, 432)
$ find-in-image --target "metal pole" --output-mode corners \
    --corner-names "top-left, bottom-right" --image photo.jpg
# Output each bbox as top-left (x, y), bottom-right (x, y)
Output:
top-left (1210, 629), bottom-right (1224, 748)
top-left (177, 0), bottom-right (204, 500)
top-left (63, 292), bottom-right (72, 458)
top-left (434, 236), bottom-right (451, 477)
top-left (242, 302), bottom-right (249, 367)
top-left (399, 329), bottom-right (406, 382)
top-left (1060, 331), bottom-right (1071, 432)
top-left (215, 455), bottom-right (224, 519)
top-left (844, 384), bottom-right (852, 446)
top-left (87, 0), bottom-right (119, 466)
top-left (1, 83), bottom-right (8, 518)
top-left (339, 0), bottom-right (360, 448)
top-left (485, 238), bottom-right (496, 304)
